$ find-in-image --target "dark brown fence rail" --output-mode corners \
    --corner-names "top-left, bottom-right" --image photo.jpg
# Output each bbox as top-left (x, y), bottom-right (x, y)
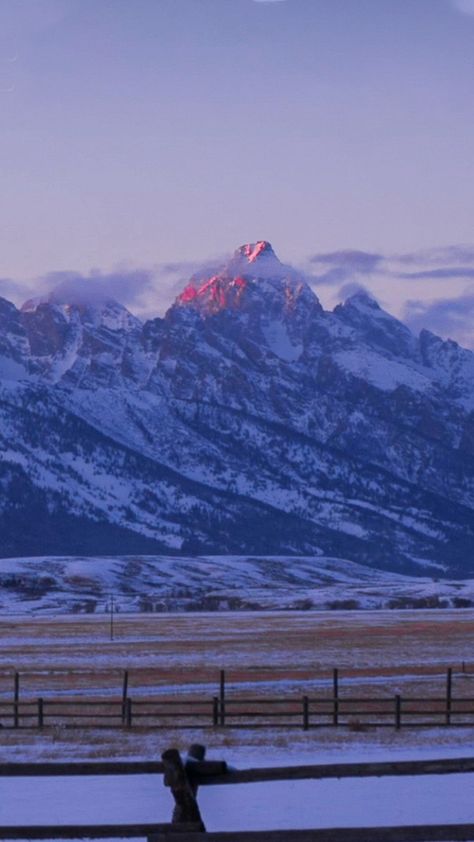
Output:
top-left (2, 823), bottom-right (474, 842)
top-left (2, 694), bottom-right (474, 730)
top-left (1, 666), bottom-right (473, 730)
top-left (148, 828), bottom-right (474, 842)
top-left (0, 824), bottom-right (201, 841)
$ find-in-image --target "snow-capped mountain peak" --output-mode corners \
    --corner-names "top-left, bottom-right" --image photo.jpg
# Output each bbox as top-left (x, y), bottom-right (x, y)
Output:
top-left (235, 240), bottom-right (279, 263)
top-left (174, 241), bottom-right (319, 322)
top-left (0, 240), bottom-right (473, 576)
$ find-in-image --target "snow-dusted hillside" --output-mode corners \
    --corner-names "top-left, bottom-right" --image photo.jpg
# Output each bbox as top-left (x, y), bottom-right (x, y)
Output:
top-left (0, 554), bottom-right (472, 614)
top-left (0, 241), bottom-right (473, 575)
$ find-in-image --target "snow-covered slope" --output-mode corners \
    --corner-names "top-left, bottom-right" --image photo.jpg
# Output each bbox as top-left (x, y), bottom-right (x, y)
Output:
top-left (0, 554), bottom-right (471, 614)
top-left (0, 241), bottom-right (473, 576)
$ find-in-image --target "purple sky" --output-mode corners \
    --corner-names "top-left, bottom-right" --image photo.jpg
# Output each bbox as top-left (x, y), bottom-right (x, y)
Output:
top-left (1, 0), bottom-right (474, 346)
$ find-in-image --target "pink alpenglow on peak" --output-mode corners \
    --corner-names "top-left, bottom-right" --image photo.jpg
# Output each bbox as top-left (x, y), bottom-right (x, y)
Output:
top-left (175, 241), bottom-right (283, 314)
top-left (176, 273), bottom-right (248, 314)
top-left (174, 241), bottom-right (320, 319)
top-left (236, 241), bottom-right (277, 263)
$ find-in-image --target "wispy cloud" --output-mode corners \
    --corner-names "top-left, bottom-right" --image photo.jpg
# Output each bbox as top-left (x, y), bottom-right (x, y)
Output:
top-left (0, 277), bottom-right (34, 301)
top-left (396, 244), bottom-right (474, 266)
top-left (398, 267), bottom-right (474, 280)
top-left (42, 268), bottom-right (154, 309)
top-left (307, 250), bottom-right (383, 287)
top-left (404, 288), bottom-right (474, 349)
top-left (0, 256), bottom-right (225, 321)
top-left (337, 281), bottom-right (371, 299)
top-left (301, 243), bottom-right (474, 348)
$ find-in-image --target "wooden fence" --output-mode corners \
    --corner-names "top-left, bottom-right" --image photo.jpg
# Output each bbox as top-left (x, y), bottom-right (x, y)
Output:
top-left (1, 667), bottom-right (473, 730)
top-left (2, 748), bottom-right (474, 840)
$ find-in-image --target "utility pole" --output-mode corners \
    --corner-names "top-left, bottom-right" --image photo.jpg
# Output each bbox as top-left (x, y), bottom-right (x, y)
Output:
top-left (108, 594), bottom-right (116, 641)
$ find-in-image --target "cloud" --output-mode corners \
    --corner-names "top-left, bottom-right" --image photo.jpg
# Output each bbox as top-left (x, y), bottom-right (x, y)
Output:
top-left (396, 244), bottom-right (474, 266)
top-left (310, 250), bottom-right (383, 273)
top-left (0, 250), bottom-right (227, 321)
top-left (398, 267), bottom-right (474, 281)
top-left (305, 243), bottom-right (474, 289)
top-left (337, 282), bottom-right (371, 299)
top-left (452, 0), bottom-right (474, 16)
top-left (404, 287), bottom-right (474, 348)
top-left (0, 277), bottom-right (35, 301)
top-left (304, 249), bottom-right (384, 291)
top-left (308, 250), bottom-right (383, 288)
top-left (40, 268), bottom-right (153, 307)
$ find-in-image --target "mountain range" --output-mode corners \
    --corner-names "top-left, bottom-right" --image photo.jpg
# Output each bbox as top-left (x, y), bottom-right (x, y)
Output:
top-left (1, 241), bottom-right (473, 577)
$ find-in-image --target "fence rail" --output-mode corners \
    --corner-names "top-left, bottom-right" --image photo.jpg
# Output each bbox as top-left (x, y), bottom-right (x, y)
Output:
top-left (147, 828), bottom-right (474, 842)
top-left (2, 754), bottom-right (474, 780)
top-left (0, 824), bottom-right (201, 840)
top-left (2, 695), bottom-right (474, 730)
top-left (1, 666), bottom-right (473, 730)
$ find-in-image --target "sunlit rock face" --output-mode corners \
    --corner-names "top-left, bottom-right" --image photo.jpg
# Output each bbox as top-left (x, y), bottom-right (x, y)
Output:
top-left (0, 242), bottom-right (473, 576)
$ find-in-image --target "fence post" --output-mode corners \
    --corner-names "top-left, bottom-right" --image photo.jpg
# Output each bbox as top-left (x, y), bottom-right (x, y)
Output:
top-left (395, 694), bottom-right (401, 730)
top-left (212, 696), bottom-right (219, 727)
top-left (446, 667), bottom-right (452, 726)
top-left (333, 668), bottom-right (339, 726)
top-left (219, 670), bottom-right (226, 727)
top-left (38, 698), bottom-right (44, 729)
top-left (303, 696), bottom-right (309, 731)
top-left (161, 748), bottom-right (205, 831)
top-left (13, 672), bottom-right (19, 729)
top-left (126, 697), bottom-right (132, 728)
top-left (121, 670), bottom-right (129, 724)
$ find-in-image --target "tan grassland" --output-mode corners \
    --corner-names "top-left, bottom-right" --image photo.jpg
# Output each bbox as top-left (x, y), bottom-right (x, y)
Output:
top-left (1, 609), bottom-right (474, 760)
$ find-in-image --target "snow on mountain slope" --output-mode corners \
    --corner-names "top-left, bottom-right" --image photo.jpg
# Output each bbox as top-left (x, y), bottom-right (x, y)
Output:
top-left (0, 242), bottom-right (473, 576)
top-left (0, 554), bottom-right (471, 614)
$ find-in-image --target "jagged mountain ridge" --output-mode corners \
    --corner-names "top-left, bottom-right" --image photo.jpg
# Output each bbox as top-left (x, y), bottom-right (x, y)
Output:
top-left (0, 241), bottom-right (473, 575)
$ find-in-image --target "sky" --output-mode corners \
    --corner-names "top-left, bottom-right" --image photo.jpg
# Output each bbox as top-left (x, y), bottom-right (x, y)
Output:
top-left (1, 0), bottom-right (474, 346)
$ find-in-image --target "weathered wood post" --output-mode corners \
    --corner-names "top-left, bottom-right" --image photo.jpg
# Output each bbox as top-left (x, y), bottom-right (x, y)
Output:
top-left (395, 694), bottom-right (401, 730)
top-left (212, 696), bottom-right (219, 727)
top-left (185, 744), bottom-right (206, 796)
top-left (333, 668), bottom-right (339, 726)
top-left (13, 672), bottom-right (20, 729)
top-left (161, 748), bottom-right (205, 832)
top-left (219, 669), bottom-right (226, 727)
top-left (121, 670), bottom-right (129, 724)
top-left (37, 698), bottom-right (44, 729)
top-left (303, 695), bottom-right (309, 731)
top-left (446, 667), bottom-right (453, 726)
top-left (125, 697), bottom-right (132, 728)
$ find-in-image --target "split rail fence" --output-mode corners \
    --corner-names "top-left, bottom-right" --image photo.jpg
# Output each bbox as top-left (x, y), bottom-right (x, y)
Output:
top-left (2, 747), bottom-right (474, 841)
top-left (1, 667), bottom-right (473, 731)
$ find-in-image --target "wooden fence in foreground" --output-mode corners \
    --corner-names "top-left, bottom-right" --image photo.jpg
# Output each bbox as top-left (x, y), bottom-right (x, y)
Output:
top-left (0, 667), bottom-right (473, 730)
top-left (2, 749), bottom-right (474, 841)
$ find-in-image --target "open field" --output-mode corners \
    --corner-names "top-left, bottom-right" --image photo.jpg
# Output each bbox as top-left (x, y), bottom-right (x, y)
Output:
top-left (1, 608), bottom-right (474, 693)
top-left (0, 609), bottom-right (474, 761)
